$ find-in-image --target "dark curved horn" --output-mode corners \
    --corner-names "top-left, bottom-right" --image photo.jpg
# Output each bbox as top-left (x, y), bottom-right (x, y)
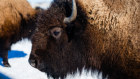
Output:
top-left (63, 0), bottom-right (77, 23)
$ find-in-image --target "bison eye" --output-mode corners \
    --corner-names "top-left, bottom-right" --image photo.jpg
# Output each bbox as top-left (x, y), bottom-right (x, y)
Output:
top-left (50, 27), bottom-right (62, 39)
top-left (53, 31), bottom-right (60, 36)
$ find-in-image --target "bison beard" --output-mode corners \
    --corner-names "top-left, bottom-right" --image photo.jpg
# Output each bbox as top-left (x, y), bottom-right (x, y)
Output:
top-left (0, 0), bottom-right (37, 67)
top-left (29, 0), bottom-right (140, 79)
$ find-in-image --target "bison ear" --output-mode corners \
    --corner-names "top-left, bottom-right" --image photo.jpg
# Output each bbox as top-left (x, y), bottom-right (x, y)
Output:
top-left (50, 27), bottom-right (62, 39)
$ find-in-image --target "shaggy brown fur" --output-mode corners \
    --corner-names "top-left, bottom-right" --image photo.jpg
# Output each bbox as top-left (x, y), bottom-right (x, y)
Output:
top-left (29, 0), bottom-right (140, 79)
top-left (0, 0), bottom-right (37, 67)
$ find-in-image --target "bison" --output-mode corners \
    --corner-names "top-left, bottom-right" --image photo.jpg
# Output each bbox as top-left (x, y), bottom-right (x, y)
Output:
top-left (29, 0), bottom-right (140, 79)
top-left (0, 0), bottom-right (37, 67)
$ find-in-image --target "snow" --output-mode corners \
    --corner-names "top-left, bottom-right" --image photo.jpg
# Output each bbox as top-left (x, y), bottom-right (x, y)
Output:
top-left (0, 0), bottom-right (106, 79)
top-left (27, 0), bottom-right (52, 9)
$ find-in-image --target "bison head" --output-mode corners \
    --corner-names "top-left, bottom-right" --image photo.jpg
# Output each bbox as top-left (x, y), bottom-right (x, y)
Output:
top-left (29, 0), bottom-right (87, 78)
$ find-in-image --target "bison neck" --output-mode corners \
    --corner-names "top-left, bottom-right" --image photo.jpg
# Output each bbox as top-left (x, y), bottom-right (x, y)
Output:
top-left (11, 13), bottom-right (37, 43)
top-left (76, 0), bottom-right (140, 79)
top-left (74, 23), bottom-right (138, 79)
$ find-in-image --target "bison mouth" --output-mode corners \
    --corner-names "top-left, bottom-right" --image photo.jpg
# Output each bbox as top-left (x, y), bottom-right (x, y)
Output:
top-left (29, 59), bottom-right (37, 68)
top-left (28, 56), bottom-right (46, 72)
top-left (28, 59), bottom-right (66, 78)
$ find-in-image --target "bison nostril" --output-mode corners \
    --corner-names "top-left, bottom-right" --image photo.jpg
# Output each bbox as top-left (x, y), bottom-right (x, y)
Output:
top-left (29, 59), bottom-right (37, 68)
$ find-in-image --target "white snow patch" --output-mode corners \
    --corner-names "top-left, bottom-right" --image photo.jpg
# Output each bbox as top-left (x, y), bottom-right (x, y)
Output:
top-left (30, 2), bottom-right (52, 9)
top-left (66, 69), bottom-right (105, 79)
top-left (27, 0), bottom-right (53, 9)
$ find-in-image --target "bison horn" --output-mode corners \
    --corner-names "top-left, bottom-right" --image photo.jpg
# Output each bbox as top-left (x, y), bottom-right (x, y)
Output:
top-left (63, 0), bottom-right (77, 23)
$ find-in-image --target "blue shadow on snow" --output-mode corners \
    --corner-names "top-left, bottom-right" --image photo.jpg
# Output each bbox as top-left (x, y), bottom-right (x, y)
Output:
top-left (0, 73), bottom-right (11, 79)
top-left (0, 50), bottom-right (27, 66)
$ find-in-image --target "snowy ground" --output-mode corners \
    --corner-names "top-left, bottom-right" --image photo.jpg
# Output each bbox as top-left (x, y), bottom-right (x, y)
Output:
top-left (0, 0), bottom-right (106, 79)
